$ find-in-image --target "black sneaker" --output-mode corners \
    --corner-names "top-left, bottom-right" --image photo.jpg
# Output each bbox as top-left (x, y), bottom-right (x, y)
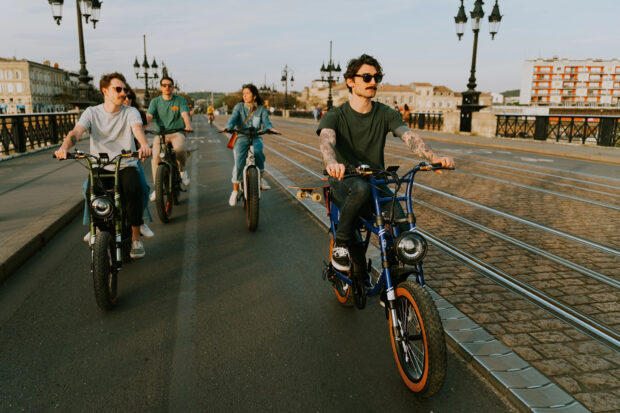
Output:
top-left (332, 241), bottom-right (351, 272)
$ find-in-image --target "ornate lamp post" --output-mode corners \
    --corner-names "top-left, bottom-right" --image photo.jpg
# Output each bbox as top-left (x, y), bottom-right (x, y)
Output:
top-left (319, 41), bottom-right (341, 109)
top-left (48, 0), bottom-right (102, 106)
top-left (281, 65), bottom-right (294, 110)
top-left (133, 35), bottom-right (159, 107)
top-left (454, 0), bottom-right (502, 132)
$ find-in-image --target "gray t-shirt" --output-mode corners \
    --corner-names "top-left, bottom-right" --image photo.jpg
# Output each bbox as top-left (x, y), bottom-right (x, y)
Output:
top-left (77, 104), bottom-right (143, 169)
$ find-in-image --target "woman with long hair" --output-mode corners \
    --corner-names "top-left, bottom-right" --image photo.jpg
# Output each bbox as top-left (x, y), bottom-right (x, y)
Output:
top-left (222, 83), bottom-right (279, 207)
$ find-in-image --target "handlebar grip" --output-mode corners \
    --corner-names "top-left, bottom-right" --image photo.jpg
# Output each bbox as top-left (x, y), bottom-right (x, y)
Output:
top-left (53, 153), bottom-right (75, 159)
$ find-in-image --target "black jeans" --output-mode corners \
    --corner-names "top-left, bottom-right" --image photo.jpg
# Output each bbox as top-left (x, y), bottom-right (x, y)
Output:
top-left (87, 166), bottom-right (144, 227)
top-left (329, 176), bottom-right (407, 242)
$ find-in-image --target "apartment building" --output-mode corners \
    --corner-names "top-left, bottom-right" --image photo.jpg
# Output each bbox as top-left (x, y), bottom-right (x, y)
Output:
top-left (0, 57), bottom-right (75, 114)
top-left (520, 57), bottom-right (620, 107)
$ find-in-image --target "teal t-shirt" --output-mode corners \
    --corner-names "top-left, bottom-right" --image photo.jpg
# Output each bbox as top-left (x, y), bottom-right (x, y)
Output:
top-left (317, 101), bottom-right (407, 169)
top-left (147, 95), bottom-right (189, 130)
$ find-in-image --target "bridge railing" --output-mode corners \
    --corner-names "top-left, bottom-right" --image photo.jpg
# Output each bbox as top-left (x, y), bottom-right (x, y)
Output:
top-left (0, 112), bottom-right (79, 155)
top-left (408, 112), bottom-right (444, 131)
top-left (495, 114), bottom-right (619, 147)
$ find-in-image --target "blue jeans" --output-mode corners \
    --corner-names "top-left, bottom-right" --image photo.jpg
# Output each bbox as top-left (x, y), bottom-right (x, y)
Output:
top-left (231, 136), bottom-right (264, 184)
top-left (82, 163), bottom-right (152, 225)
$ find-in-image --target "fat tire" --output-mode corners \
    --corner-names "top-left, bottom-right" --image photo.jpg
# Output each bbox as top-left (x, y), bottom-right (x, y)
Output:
top-left (92, 231), bottom-right (118, 311)
top-left (246, 167), bottom-right (259, 231)
top-left (388, 280), bottom-right (446, 398)
top-left (329, 236), bottom-right (354, 307)
top-left (156, 164), bottom-right (172, 223)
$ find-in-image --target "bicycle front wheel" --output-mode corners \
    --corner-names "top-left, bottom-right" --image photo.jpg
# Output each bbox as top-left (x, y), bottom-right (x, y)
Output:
top-left (388, 280), bottom-right (446, 397)
top-left (245, 167), bottom-right (259, 231)
top-left (156, 164), bottom-right (173, 223)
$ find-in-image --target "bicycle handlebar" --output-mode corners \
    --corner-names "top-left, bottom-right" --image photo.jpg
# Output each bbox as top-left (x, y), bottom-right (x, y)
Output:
top-left (224, 128), bottom-right (280, 136)
top-left (322, 162), bottom-right (454, 177)
top-left (53, 150), bottom-right (140, 161)
top-left (145, 127), bottom-right (192, 135)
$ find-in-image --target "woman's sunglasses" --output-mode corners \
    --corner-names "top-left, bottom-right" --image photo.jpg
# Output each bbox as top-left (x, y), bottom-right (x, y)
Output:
top-left (124, 95), bottom-right (135, 101)
top-left (353, 73), bottom-right (383, 83)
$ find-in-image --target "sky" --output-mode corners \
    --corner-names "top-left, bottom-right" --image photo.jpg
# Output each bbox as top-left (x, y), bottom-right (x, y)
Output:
top-left (2, 0), bottom-right (619, 94)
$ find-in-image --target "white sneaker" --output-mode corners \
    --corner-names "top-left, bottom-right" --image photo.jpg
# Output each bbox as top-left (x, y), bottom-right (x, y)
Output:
top-left (149, 190), bottom-right (156, 202)
top-left (229, 190), bottom-right (238, 207)
top-left (261, 177), bottom-right (271, 190)
top-left (140, 224), bottom-right (154, 238)
top-left (130, 240), bottom-right (146, 259)
top-left (83, 231), bottom-right (90, 243)
top-left (181, 170), bottom-right (190, 186)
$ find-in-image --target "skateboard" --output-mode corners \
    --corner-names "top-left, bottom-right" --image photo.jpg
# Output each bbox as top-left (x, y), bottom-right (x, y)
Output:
top-left (288, 180), bottom-right (329, 203)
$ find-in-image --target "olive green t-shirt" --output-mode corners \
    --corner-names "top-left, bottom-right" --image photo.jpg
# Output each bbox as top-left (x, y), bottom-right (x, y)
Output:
top-left (316, 101), bottom-right (407, 169)
top-left (147, 95), bottom-right (189, 130)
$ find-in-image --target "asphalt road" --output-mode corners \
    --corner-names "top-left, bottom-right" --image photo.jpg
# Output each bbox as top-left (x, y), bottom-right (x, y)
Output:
top-left (0, 117), bottom-right (515, 412)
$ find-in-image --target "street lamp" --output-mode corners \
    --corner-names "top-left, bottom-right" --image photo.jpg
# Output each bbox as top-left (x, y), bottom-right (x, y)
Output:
top-left (133, 34), bottom-right (159, 107)
top-left (281, 65), bottom-right (294, 110)
top-left (319, 40), bottom-right (341, 109)
top-left (454, 0), bottom-right (502, 132)
top-left (48, 0), bottom-right (102, 106)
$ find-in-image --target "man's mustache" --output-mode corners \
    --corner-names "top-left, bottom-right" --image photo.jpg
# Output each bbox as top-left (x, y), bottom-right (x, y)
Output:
top-left (366, 86), bottom-right (377, 90)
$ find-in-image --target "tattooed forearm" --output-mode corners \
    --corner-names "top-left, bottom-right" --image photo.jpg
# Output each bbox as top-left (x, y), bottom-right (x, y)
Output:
top-left (319, 128), bottom-right (338, 166)
top-left (401, 130), bottom-right (436, 162)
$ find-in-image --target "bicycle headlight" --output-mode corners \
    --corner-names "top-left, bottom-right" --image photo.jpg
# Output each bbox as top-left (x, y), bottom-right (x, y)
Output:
top-left (91, 197), bottom-right (113, 218)
top-left (394, 231), bottom-right (427, 265)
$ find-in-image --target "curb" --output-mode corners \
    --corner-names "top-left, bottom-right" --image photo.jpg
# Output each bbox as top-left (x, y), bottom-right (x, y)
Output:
top-left (264, 163), bottom-right (589, 413)
top-left (0, 194), bottom-right (83, 285)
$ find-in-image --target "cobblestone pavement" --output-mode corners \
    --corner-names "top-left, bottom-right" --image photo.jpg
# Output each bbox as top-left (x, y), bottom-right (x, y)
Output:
top-left (258, 118), bottom-right (620, 413)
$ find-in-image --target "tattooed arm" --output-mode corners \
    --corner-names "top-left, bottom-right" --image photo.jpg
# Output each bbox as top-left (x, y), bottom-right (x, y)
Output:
top-left (54, 125), bottom-right (87, 159)
top-left (396, 128), bottom-right (455, 170)
top-left (319, 128), bottom-right (345, 179)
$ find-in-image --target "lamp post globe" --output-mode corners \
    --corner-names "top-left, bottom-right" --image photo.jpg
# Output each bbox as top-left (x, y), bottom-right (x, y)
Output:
top-left (48, 0), bottom-right (64, 25)
top-left (455, 0), bottom-right (503, 132)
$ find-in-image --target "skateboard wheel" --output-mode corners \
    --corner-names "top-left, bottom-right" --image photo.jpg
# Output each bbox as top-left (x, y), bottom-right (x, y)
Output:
top-left (296, 190), bottom-right (305, 200)
top-left (312, 193), bottom-right (322, 202)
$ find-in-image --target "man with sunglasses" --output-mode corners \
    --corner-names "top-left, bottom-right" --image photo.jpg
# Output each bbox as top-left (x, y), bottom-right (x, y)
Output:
top-left (146, 76), bottom-right (192, 200)
top-left (55, 72), bottom-right (152, 258)
top-left (317, 54), bottom-right (454, 272)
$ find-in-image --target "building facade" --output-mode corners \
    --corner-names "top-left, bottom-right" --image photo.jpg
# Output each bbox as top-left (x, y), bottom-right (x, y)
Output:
top-left (0, 57), bottom-right (76, 114)
top-left (520, 57), bottom-right (620, 107)
top-left (300, 81), bottom-right (467, 113)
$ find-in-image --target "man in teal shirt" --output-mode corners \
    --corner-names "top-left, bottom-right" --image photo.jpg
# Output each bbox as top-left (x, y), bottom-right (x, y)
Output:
top-left (146, 76), bottom-right (192, 199)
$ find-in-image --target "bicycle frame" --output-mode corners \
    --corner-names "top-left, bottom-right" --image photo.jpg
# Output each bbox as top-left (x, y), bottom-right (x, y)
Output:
top-left (328, 166), bottom-right (427, 305)
top-left (84, 154), bottom-right (127, 265)
top-left (241, 140), bottom-right (261, 201)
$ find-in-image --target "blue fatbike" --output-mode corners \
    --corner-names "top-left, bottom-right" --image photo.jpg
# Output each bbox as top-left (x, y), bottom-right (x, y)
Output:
top-left (321, 162), bottom-right (453, 397)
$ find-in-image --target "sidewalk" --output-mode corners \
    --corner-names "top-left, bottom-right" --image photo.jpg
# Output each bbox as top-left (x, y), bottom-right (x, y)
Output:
top-left (274, 115), bottom-right (620, 165)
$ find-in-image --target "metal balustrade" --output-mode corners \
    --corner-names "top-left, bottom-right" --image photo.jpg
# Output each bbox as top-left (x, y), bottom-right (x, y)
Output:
top-left (408, 112), bottom-right (444, 131)
top-left (496, 114), bottom-right (619, 146)
top-left (0, 112), bottom-right (79, 156)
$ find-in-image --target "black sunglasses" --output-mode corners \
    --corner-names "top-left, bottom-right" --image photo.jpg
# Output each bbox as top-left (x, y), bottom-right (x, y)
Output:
top-left (353, 73), bottom-right (383, 83)
top-left (113, 86), bottom-right (129, 93)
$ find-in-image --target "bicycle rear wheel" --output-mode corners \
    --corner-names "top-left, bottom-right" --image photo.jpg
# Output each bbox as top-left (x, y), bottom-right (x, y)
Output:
top-left (245, 167), bottom-right (259, 231)
top-left (156, 164), bottom-right (173, 223)
top-left (388, 280), bottom-right (446, 397)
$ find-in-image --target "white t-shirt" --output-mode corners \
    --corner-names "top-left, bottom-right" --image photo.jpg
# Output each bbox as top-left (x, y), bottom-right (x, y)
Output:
top-left (77, 104), bottom-right (142, 169)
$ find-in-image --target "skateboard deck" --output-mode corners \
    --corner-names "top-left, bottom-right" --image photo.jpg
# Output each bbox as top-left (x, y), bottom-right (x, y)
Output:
top-left (288, 180), bottom-right (329, 202)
